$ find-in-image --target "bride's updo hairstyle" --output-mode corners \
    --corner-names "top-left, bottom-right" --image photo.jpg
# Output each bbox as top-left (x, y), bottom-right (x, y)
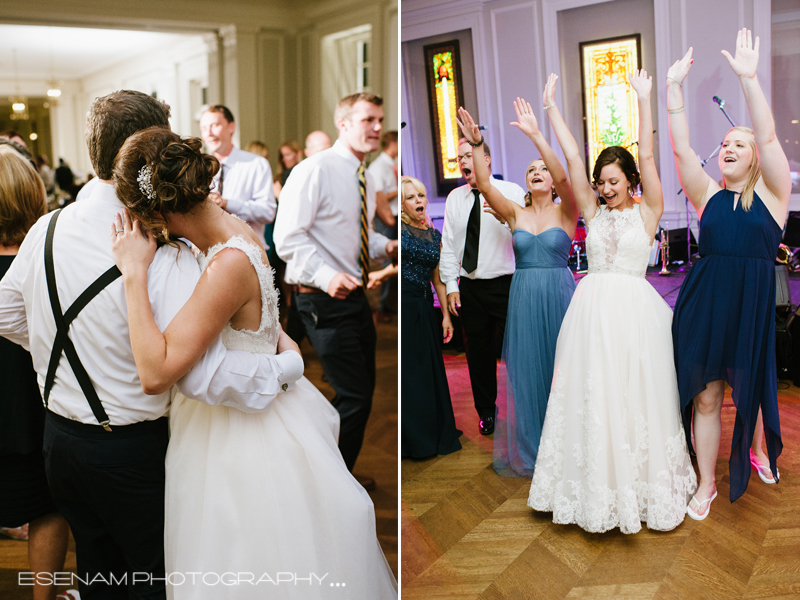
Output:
top-left (591, 146), bottom-right (641, 206)
top-left (113, 127), bottom-right (219, 244)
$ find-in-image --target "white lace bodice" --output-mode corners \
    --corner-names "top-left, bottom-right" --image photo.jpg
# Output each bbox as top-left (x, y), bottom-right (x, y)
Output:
top-left (586, 204), bottom-right (654, 278)
top-left (196, 235), bottom-right (279, 354)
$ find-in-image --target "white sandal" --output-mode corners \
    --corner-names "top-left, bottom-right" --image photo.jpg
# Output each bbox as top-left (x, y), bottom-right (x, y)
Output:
top-left (686, 491), bottom-right (718, 521)
top-left (750, 453), bottom-right (779, 484)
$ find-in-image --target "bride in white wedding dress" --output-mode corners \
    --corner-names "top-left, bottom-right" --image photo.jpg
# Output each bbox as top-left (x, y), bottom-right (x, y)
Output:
top-left (109, 128), bottom-right (397, 598)
top-left (527, 72), bottom-right (696, 533)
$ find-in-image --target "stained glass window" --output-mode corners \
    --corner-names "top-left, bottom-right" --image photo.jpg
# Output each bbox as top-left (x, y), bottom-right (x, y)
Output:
top-left (580, 35), bottom-right (642, 173)
top-left (424, 41), bottom-right (464, 196)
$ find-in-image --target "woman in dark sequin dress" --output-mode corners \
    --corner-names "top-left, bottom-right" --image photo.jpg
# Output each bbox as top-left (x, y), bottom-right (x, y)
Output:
top-left (400, 176), bottom-right (462, 458)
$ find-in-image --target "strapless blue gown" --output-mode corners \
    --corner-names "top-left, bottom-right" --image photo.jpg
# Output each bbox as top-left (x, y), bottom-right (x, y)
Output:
top-left (673, 189), bottom-right (783, 502)
top-left (494, 228), bottom-right (575, 477)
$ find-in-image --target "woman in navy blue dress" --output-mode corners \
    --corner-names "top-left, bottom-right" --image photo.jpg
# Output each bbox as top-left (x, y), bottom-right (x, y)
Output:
top-left (400, 176), bottom-right (462, 458)
top-left (668, 30), bottom-right (792, 519)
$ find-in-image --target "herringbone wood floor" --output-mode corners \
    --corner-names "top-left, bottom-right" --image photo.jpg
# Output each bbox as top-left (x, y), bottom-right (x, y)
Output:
top-left (0, 284), bottom-right (398, 597)
top-left (401, 354), bottom-right (800, 599)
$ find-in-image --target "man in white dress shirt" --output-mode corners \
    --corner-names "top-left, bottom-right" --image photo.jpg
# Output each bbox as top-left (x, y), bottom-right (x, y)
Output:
top-left (367, 130), bottom-right (398, 319)
top-left (274, 93), bottom-right (398, 481)
top-left (200, 105), bottom-right (276, 250)
top-left (0, 90), bottom-right (303, 599)
top-left (440, 138), bottom-right (526, 435)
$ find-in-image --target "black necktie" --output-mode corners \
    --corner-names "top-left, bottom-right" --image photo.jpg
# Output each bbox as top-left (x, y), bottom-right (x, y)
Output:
top-left (462, 189), bottom-right (481, 273)
top-left (218, 164), bottom-right (225, 197)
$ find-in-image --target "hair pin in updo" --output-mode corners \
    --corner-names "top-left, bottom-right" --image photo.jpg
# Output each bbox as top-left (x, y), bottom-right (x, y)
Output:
top-left (137, 164), bottom-right (157, 200)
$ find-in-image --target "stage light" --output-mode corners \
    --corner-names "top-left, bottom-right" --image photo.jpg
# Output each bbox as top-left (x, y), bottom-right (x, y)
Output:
top-left (29, 133), bottom-right (38, 140)
top-left (12, 102), bottom-right (25, 111)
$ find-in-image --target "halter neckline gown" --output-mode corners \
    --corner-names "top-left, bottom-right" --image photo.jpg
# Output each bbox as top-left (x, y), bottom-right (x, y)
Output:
top-left (528, 204), bottom-right (697, 534)
top-left (493, 227), bottom-right (575, 477)
top-left (672, 188), bottom-right (783, 503)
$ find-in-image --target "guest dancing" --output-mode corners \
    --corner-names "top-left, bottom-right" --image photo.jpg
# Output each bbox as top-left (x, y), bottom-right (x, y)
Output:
top-left (400, 176), bottom-right (462, 458)
top-left (455, 98), bottom-right (577, 478)
top-left (439, 135), bottom-right (526, 436)
top-left (528, 71), bottom-right (696, 533)
top-left (0, 145), bottom-right (72, 600)
top-left (668, 30), bottom-right (791, 520)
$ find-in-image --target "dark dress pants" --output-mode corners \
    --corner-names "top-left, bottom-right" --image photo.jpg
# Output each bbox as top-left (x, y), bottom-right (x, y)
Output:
top-left (294, 290), bottom-right (376, 471)
top-left (458, 275), bottom-right (512, 421)
top-left (43, 411), bottom-right (168, 600)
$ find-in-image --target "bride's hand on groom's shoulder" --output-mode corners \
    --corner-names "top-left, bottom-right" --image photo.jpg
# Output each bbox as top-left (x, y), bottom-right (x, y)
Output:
top-left (110, 208), bottom-right (157, 278)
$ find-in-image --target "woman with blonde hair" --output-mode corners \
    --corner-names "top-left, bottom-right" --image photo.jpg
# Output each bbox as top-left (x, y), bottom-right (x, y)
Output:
top-left (668, 30), bottom-right (792, 520)
top-left (400, 175), bottom-right (461, 458)
top-left (0, 145), bottom-right (75, 600)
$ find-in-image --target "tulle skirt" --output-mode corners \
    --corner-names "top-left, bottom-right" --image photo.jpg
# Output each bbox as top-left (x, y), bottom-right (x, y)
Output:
top-left (165, 377), bottom-right (397, 599)
top-left (528, 272), bottom-right (697, 534)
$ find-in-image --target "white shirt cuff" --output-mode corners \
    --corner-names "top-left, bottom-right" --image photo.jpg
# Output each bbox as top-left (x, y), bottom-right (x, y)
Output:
top-left (312, 265), bottom-right (340, 294)
top-left (445, 280), bottom-right (460, 295)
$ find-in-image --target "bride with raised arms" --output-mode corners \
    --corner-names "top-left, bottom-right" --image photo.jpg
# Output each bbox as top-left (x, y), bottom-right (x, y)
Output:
top-left (527, 71), bottom-right (696, 533)
top-left (109, 127), bottom-right (397, 599)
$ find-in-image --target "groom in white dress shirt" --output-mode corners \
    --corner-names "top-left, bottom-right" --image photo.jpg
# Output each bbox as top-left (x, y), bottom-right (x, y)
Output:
top-left (440, 138), bottom-right (526, 436)
top-left (0, 90), bottom-right (303, 599)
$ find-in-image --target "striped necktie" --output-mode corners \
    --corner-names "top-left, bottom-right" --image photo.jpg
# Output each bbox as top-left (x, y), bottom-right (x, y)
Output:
top-left (358, 164), bottom-right (370, 285)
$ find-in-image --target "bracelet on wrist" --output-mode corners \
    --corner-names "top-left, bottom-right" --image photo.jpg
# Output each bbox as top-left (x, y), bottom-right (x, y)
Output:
top-left (666, 76), bottom-right (683, 87)
top-left (667, 105), bottom-right (685, 114)
top-left (467, 135), bottom-right (484, 147)
top-left (543, 103), bottom-right (556, 111)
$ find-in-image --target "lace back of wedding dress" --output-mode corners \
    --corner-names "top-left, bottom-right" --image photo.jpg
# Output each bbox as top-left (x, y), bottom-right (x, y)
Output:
top-left (586, 204), bottom-right (653, 278)
top-left (197, 235), bottom-right (279, 354)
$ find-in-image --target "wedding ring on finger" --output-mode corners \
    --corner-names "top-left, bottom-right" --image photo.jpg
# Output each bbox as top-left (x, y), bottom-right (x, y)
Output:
top-left (116, 230), bottom-right (124, 234)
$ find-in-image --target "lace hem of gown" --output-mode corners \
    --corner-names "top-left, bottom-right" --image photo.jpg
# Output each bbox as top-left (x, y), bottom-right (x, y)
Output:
top-left (197, 235), bottom-right (279, 354)
top-left (527, 370), bottom-right (697, 534)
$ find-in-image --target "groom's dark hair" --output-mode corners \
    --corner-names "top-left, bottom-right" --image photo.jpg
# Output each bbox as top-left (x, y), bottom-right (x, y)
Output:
top-left (86, 90), bottom-right (171, 180)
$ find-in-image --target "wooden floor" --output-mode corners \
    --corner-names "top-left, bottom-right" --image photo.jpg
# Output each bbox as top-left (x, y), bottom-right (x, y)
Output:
top-left (0, 285), bottom-right (398, 597)
top-left (401, 353), bottom-right (800, 599)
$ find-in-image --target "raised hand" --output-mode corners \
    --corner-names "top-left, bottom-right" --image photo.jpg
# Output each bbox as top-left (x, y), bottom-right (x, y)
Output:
top-left (543, 73), bottom-right (558, 108)
top-left (510, 97), bottom-right (541, 139)
top-left (666, 47), bottom-right (694, 86)
top-left (722, 28), bottom-right (759, 79)
top-left (456, 107), bottom-right (482, 144)
top-left (628, 69), bottom-right (652, 98)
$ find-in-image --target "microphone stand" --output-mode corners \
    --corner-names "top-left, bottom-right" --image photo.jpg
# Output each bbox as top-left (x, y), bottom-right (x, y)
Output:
top-left (675, 98), bottom-right (737, 272)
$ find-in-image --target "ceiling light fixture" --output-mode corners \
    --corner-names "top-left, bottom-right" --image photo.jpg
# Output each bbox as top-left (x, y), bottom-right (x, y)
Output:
top-left (9, 49), bottom-right (29, 120)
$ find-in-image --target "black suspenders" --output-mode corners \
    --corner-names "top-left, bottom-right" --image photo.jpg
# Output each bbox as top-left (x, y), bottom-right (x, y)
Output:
top-left (43, 209), bottom-right (122, 431)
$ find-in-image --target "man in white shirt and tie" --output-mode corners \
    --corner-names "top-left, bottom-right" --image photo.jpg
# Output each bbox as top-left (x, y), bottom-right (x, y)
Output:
top-left (440, 138), bottom-right (526, 435)
top-left (200, 105), bottom-right (276, 250)
top-left (274, 93), bottom-right (398, 485)
top-left (0, 90), bottom-right (303, 599)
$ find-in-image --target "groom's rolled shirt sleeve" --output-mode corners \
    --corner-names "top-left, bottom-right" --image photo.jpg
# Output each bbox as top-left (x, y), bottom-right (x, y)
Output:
top-left (149, 243), bottom-right (302, 412)
top-left (179, 348), bottom-right (304, 413)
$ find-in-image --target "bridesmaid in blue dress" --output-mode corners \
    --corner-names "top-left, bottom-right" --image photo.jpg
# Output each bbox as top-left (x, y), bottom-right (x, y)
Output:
top-left (457, 99), bottom-right (578, 477)
top-left (400, 176), bottom-right (463, 458)
top-left (667, 30), bottom-right (792, 519)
